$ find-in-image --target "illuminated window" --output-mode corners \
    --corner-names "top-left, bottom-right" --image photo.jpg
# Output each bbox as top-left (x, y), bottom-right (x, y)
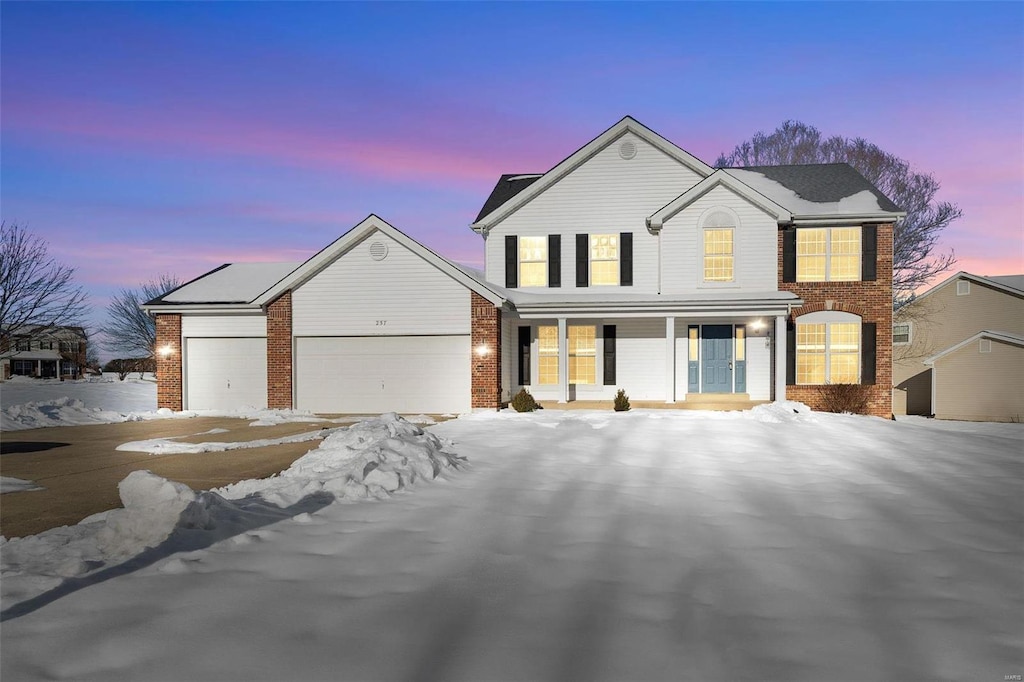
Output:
top-left (519, 237), bottom-right (547, 287)
top-left (797, 227), bottom-right (861, 282)
top-left (703, 228), bottom-right (734, 282)
top-left (796, 319), bottom-right (860, 384)
top-left (590, 234), bottom-right (618, 285)
top-left (735, 326), bottom-right (745, 362)
top-left (538, 326), bottom-right (559, 385)
top-left (568, 325), bottom-right (596, 384)
top-left (688, 326), bottom-right (698, 361)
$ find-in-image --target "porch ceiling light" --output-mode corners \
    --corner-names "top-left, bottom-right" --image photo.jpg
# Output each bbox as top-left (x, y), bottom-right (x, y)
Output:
top-left (750, 319), bottom-right (766, 330)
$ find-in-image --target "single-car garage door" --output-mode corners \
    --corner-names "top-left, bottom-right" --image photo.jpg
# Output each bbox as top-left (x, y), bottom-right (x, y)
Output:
top-left (186, 337), bottom-right (267, 411)
top-left (295, 336), bottom-right (470, 414)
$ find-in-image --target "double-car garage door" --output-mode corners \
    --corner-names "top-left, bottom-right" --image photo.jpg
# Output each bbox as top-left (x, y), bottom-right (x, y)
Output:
top-left (295, 336), bottom-right (471, 414)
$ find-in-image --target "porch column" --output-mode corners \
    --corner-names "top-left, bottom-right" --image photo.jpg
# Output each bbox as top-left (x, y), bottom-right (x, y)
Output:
top-left (557, 317), bottom-right (568, 403)
top-left (775, 315), bottom-right (787, 401)
top-left (665, 316), bottom-right (676, 403)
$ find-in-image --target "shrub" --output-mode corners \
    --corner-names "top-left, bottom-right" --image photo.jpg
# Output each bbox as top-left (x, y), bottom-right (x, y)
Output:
top-left (613, 388), bottom-right (631, 412)
top-left (815, 383), bottom-right (870, 415)
top-left (511, 388), bottom-right (539, 412)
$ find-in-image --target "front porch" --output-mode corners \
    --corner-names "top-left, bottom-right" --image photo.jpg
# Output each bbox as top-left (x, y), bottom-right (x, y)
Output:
top-left (538, 393), bottom-right (770, 411)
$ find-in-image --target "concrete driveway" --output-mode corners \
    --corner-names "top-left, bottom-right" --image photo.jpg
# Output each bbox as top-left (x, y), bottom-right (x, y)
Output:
top-left (0, 418), bottom-right (326, 538)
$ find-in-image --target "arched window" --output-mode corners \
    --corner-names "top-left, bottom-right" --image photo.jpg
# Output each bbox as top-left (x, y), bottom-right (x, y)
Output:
top-left (795, 311), bottom-right (861, 384)
top-left (699, 208), bottom-right (738, 283)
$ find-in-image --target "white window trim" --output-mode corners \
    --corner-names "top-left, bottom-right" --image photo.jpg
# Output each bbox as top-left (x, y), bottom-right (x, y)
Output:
top-left (697, 206), bottom-right (740, 288)
top-left (796, 226), bottom-right (862, 283)
top-left (795, 310), bottom-right (862, 385)
top-left (893, 321), bottom-right (912, 345)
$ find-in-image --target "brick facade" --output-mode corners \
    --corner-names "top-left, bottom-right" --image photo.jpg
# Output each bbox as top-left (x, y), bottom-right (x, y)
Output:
top-left (778, 223), bottom-right (894, 418)
top-left (470, 291), bottom-right (502, 410)
top-left (155, 314), bottom-right (182, 410)
top-left (266, 292), bottom-right (293, 409)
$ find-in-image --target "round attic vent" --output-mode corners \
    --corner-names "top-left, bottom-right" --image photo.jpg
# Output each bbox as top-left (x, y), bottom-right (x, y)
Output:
top-left (369, 241), bottom-right (389, 261)
top-left (619, 140), bottom-right (637, 160)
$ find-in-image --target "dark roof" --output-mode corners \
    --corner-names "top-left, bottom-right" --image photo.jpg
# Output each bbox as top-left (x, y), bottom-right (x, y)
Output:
top-left (732, 163), bottom-right (903, 213)
top-left (474, 174), bottom-right (543, 223)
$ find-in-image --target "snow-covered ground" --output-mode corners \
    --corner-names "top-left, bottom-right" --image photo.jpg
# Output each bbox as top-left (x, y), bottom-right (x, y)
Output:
top-left (2, 405), bottom-right (1021, 681)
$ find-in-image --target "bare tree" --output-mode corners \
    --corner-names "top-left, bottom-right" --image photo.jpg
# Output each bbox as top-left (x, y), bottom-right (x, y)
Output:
top-left (716, 121), bottom-right (959, 306)
top-left (101, 274), bottom-right (181, 368)
top-left (0, 221), bottom-right (89, 359)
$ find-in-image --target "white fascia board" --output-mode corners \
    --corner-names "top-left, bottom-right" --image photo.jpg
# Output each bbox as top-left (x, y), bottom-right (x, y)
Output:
top-left (142, 304), bottom-right (263, 315)
top-left (471, 116), bottom-right (714, 233)
top-left (924, 330), bottom-right (1024, 365)
top-left (255, 214), bottom-right (507, 307)
top-left (647, 171), bottom-right (792, 231)
top-left (791, 212), bottom-right (906, 225)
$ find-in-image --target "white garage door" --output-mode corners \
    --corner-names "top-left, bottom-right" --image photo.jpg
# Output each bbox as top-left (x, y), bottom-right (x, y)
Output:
top-left (295, 336), bottom-right (470, 414)
top-left (186, 338), bottom-right (267, 411)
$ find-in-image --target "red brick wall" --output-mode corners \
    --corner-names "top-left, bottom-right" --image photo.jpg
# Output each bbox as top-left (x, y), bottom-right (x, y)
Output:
top-left (155, 314), bottom-right (182, 410)
top-left (267, 292), bottom-right (293, 410)
top-left (779, 223), bottom-right (894, 418)
top-left (471, 292), bottom-right (501, 410)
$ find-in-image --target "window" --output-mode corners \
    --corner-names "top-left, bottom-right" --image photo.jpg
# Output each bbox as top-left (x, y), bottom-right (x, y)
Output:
top-left (957, 280), bottom-right (970, 296)
top-left (797, 319), bottom-right (860, 384)
top-left (12, 360), bottom-right (33, 375)
top-left (589, 234), bottom-right (618, 285)
top-left (797, 227), bottom-right (861, 282)
top-left (735, 326), bottom-right (745, 362)
top-left (537, 326), bottom-right (559, 385)
top-left (568, 325), bottom-right (596, 384)
top-left (519, 236), bottom-right (547, 287)
top-left (15, 337), bottom-right (30, 351)
top-left (61, 361), bottom-right (76, 375)
top-left (703, 228), bottom-right (734, 282)
top-left (688, 326), bottom-right (699, 362)
top-left (893, 323), bottom-right (911, 344)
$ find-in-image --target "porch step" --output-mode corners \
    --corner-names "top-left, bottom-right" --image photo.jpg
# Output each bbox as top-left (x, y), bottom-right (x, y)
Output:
top-left (536, 396), bottom-right (770, 412)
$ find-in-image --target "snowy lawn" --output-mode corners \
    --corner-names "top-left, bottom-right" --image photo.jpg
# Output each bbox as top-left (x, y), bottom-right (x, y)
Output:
top-left (1, 407), bottom-right (1022, 681)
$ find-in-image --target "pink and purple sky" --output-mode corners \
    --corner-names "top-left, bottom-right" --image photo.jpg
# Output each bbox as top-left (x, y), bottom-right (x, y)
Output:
top-left (2, 2), bottom-right (1022, 335)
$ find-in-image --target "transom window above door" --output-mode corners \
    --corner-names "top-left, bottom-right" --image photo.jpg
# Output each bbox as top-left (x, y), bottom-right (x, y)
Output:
top-left (590, 234), bottom-right (619, 285)
top-left (519, 236), bottom-right (547, 287)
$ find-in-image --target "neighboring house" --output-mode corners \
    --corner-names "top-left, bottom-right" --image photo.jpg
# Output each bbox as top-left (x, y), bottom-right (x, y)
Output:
top-left (1, 326), bottom-right (87, 380)
top-left (893, 272), bottom-right (1024, 421)
top-left (143, 117), bottom-right (902, 417)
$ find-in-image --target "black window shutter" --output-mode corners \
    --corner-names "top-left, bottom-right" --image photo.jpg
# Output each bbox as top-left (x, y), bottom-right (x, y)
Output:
top-left (620, 233), bottom-right (633, 286)
top-left (576, 234), bottom-right (589, 287)
top-left (861, 322), bottom-right (876, 385)
top-left (548, 235), bottom-right (561, 288)
top-left (786, 319), bottom-right (796, 385)
top-left (518, 326), bottom-right (531, 386)
top-left (782, 228), bottom-right (796, 283)
top-left (861, 224), bottom-right (877, 282)
top-left (505, 236), bottom-right (518, 289)
top-left (603, 325), bottom-right (616, 385)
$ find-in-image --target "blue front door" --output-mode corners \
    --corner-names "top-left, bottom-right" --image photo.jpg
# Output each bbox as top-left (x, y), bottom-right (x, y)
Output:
top-left (702, 325), bottom-right (733, 393)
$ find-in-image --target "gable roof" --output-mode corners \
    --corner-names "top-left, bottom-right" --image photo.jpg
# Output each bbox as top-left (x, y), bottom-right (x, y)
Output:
top-left (471, 116), bottom-right (714, 233)
top-left (475, 174), bottom-right (543, 223)
top-left (924, 330), bottom-right (1024, 365)
top-left (254, 214), bottom-right (506, 306)
top-left (724, 164), bottom-right (905, 222)
top-left (911, 271), bottom-right (1024, 304)
top-left (147, 262), bottom-right (302, 306)
top-left (647, 169), bottom-right (792, 230)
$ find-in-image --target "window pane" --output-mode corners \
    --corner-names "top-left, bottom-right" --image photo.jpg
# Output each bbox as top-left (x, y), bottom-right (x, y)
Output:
top-left (589, 234), bottom-right (619, 285)
top-left (703, 229), bottom-right (734, 282)
top-left (688, 327), bottom-right (698, 362)
top-left (796, 323), bottom-right (826, 385)
top-left (568, 326), bottom-right (596, 384)
top-left (893, 323), bottom-right (910, 344)
top-left (538, 326), bottom-right (559, 385)
top-left (735, 327), bottom-right (745, 362)
top-left (796, 229), bottom-right (827, 281)
top-left (519, 236), bottom-right (547, 287)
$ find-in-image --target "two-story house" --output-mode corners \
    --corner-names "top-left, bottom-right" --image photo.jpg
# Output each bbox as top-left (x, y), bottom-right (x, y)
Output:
top-left (145, 117), bottom-right (902, 417)
top-left (1, 325), bottom-right (87, 380)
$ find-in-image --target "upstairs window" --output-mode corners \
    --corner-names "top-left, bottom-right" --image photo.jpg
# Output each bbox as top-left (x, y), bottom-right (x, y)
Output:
top-left (15, 337), bottom-right (30, 351)
top-left (519, 237), bottom-right (547, 287)
top-left (703, 229), bottom-right (734, 282)
top-left (893, 323), bottom-right (911, 345)
top-left (568, 325), bottom-right (596, 384)
top-left (589, 235), bottom-right (619, 286)
top-left (797, 227), bottom-right (861, 282)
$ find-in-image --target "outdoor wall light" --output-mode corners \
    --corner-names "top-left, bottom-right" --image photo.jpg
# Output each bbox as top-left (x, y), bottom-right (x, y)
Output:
top-left (475, 344), bottom-right (490, 357)
top-left (750, 319), bottom-right (766, 331)
top-left (158, 345), bottom-right (175, 357)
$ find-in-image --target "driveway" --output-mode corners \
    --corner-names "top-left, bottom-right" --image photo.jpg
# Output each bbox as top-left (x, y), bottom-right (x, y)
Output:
top-left (0, 418), bottom-right (326, 538)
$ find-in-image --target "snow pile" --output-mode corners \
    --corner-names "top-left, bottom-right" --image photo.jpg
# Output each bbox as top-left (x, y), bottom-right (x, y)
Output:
top-left (218, 412), bottom-right (463, 506)
top-left (0, 414), bottom-right (463, 609)
top-left (116, 428), bottom-right (326, 455)
top-left (746, 399), bottom-right (815, 423)
top-left (0, 396), bottom-right (166, 431)
top-left (0, 477), bottom-right (44, 494)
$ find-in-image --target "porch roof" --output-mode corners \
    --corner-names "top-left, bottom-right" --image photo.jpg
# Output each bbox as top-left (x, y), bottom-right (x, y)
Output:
top-left (506, 290), bottom-right (802, 317)
top-left (8, 350), bottom-right (63, 361)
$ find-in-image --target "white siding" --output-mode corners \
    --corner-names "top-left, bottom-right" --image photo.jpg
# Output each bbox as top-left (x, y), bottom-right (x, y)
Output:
top-left (661, 184), bottom-right (779, 294)
top-left (293, 230), bottom-right (470, 336)
top-left (746, 325), bottom-right (771, 400)
top-left (181, 315), bottom-right (266, 338)
top-left (485, 132), bottom-right (704, 294)
top-left (613, 318), bottom-right (667, 400)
